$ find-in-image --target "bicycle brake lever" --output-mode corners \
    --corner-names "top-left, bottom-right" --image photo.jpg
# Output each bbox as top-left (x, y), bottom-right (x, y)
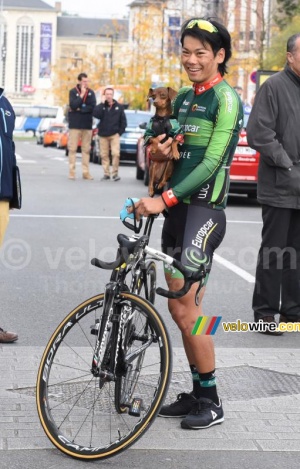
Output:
top-left (120, 198), bottom-right (143, 233)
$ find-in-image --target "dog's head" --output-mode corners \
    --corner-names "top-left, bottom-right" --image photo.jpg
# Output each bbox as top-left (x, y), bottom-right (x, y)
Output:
top-left (147, 87), bottom-right (178, 116)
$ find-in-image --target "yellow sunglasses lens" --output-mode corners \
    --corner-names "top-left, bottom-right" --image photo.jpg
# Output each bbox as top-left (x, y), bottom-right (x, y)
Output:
top-left (186, 19), bottom-right (218, 33)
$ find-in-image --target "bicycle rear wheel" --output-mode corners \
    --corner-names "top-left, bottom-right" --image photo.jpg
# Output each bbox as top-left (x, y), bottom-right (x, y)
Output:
top-left (36, 292), bottom-right (171, 461)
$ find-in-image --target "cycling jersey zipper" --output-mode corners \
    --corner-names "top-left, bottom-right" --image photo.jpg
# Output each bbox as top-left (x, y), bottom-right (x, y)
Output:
top-left (1, 108), bottom-right (7, 133)
top-left (0, 108), bottom-right (8, 193)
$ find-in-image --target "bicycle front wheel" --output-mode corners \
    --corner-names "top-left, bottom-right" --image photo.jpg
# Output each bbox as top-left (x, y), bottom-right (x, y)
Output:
top-left (36, 292), bottom-right (171, 461)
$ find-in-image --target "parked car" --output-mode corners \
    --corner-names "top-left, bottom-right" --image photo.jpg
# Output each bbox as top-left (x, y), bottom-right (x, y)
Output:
top-left (120, 110), bottom-right (152, 161)
top-left (36, 118), bottom-right (55, 144)
top-left (43, 124), bottom-right (66, 147)
top-left (57, 127), bottom-right (100, 162)
top-left (136, 135), bottom-right (150, 184)
top-left (56, 127), bottom-right (69, 149)
top-left (136, 105), bottom-right (260, 198)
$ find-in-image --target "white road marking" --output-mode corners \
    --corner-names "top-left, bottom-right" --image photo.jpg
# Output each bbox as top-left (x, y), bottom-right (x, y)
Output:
top-left (213, 253), bottom-right (255, 283)
top-left (16, 153), bottom-right (37, 164)
top-left (9, 215), bottom-right (259, 283)
top-left (17, 160), bottom-right (37, 163)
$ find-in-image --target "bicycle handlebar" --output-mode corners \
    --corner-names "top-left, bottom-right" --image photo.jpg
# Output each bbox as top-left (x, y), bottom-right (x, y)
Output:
top-left (144, 247), bottom-right (206, 299)
top-left (91, 257), bottom-right (122, 270)
top-left (92, 198), bottom-right (206, 299)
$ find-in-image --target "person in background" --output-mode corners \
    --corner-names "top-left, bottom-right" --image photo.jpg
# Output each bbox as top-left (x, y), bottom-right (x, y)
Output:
top-left (247, 33), bottom-right (300, 334)
top-left (233, 85), bottom-right (243, 100)
top-left (68, 72), bottom-right (96, 180)
top-left (93, 88), bottom-right (127, 181)
top-left (0, 89), bottom-right (19, 343)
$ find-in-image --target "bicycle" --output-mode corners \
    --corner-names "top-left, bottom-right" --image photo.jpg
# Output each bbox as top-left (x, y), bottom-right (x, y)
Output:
top-left (36, 199), bottom-right (206, 461)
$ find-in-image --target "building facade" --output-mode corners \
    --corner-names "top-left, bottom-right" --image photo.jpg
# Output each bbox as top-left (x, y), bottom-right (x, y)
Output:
top-left (0, 0), bottom-right (273, 107)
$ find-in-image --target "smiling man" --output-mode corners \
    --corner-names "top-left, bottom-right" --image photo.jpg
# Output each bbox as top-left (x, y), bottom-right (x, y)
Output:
top-left (133, 17), bottom-right (243, 430)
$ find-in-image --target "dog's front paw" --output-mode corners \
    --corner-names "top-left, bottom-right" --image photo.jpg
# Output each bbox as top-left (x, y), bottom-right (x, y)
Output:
top-left (171, 142), bottom-right (180, 159)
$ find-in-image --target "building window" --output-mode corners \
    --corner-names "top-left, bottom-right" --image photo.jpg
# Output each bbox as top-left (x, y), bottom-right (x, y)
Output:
top-left (15, 17), bottom-right (34, 93)
top-left (168, 16), bottom-right (181, 55)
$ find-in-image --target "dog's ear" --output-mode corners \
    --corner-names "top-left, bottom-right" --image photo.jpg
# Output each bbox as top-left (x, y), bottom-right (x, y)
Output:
top-left (147, 88), bottom-right (154, 100)
top-left (167, 87), bottom-right (178, 101)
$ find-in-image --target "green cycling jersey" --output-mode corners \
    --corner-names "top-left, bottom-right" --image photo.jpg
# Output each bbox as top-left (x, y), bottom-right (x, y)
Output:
top-left (169, 80), bottom-right (243, 209)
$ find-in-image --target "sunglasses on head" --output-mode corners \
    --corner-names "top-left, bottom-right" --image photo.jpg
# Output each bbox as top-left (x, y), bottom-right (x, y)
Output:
top-left (185, 19), bottom-right (218, 34)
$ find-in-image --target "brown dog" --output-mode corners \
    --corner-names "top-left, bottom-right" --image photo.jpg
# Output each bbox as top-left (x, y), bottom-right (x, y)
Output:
top-left (144, 87), bottom-right (184, 196)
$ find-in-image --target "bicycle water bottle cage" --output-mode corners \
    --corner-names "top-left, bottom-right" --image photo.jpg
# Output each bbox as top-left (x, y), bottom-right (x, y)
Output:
top-left (120, 197), bottom-right (143, 233)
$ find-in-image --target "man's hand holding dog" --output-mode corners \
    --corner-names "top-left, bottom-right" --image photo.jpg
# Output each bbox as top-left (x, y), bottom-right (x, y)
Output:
top-left (149, 134), bottom-right (173, 161)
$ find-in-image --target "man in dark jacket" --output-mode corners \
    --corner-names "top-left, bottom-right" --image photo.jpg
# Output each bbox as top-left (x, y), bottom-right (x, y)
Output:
top-left (93, 88), bottom-right (127, 181)
top-left (247, 33), bottom-right (300, 334)
top-left (0, 89), bottom-right (18, 343)
top-left (68, 73), bottom-right (96, 180)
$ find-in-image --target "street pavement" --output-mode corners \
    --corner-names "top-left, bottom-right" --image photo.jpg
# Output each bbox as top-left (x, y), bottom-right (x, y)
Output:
top-left (0, 343), bottom-right (300, 467)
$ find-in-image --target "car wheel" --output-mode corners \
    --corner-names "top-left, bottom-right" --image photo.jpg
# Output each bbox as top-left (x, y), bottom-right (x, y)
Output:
top-left (65, 148), bottom-right (69, 156)
top-left (247, 192), bottom-right (257, 200)
top-left (136, 165), bottom-right (144, 180)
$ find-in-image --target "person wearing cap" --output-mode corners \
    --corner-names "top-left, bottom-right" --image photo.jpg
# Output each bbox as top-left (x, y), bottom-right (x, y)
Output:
top-left (132, 17), bottom-right (243, 429)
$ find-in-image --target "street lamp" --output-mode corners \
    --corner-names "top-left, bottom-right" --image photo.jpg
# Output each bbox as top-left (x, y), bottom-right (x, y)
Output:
top-left (84, 33), bottom-right (118, 71)
top-left (60, 55), bottom-right (83, 70)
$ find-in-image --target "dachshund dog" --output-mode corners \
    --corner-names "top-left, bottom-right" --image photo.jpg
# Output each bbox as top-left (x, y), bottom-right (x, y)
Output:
top-left (144, 87), bottom-right (184, 197)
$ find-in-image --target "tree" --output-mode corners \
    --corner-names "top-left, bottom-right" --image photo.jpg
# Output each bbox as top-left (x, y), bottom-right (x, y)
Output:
top-left (264, 15), bottom-right (300, 69)
top-left (50, 53), bottom-right (107, 107)
top-left (274, 0), bottom-right (300, 29)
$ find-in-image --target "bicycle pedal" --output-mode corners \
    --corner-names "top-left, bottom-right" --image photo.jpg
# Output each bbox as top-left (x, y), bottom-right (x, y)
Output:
top-left (128, 398), bottom-right (143, 417)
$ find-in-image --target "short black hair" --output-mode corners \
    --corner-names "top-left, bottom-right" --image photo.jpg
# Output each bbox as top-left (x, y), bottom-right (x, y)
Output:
top-left (77, 72), bottom-right (88, 81)
top-left (287, 33), bottom-right (300, 53)
top-left (180, 17), bottom-right (232, 76)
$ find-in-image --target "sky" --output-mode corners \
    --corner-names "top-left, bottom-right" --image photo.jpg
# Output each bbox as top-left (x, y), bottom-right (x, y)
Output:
top-left (47, 0), bottom-right (130, 19)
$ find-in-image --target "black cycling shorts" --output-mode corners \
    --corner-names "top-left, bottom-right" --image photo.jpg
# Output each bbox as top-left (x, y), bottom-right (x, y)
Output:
top-left (161, 203), bottom-right (226, 280)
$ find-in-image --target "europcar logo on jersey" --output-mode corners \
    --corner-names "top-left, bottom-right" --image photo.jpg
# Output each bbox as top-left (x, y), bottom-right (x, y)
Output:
top-left (192, 104), bottom-right (206, 112)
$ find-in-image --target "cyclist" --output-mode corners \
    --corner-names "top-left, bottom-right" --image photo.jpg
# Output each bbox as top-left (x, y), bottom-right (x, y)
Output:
top-left (132, 17), bottom-right (243, 429)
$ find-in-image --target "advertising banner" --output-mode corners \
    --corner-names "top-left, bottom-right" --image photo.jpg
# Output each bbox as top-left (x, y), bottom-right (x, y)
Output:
top-left (39, 23), bottom-right (52, 78)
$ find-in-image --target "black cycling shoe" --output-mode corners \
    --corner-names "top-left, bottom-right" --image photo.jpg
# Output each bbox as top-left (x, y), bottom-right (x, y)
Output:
top-left (181, 397), bottom-right (224, 430)
top-left (158, 392), bottom-right (197, 418)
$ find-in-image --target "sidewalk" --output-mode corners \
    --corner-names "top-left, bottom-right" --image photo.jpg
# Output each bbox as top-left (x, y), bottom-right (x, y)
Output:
top-left (0, 346), bottom-right (300, 452)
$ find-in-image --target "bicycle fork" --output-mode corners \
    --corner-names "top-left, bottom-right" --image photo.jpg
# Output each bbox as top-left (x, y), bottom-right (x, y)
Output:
top-left (91, 282), bottom-right (118, 385)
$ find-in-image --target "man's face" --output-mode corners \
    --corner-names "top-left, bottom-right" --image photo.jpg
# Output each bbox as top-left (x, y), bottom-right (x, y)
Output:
top-left (104, 90), bottom-right (114, 103)
top-left (287, 37), bottom-right (300, 77)
top-left (80, 77), bottom-right (89, 88)
top-left (181, 35), bottom-right (225, 84)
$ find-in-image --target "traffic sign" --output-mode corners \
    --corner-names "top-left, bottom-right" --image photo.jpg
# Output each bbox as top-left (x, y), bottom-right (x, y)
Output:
top-left (250, 71), bottom-right (257, 84)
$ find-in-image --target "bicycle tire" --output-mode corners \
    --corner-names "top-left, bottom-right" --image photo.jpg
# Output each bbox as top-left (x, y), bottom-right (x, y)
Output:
top-left (36, 292), bottom-right (171, 461)
top-left (114, 295), bottom-right (151, 413)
